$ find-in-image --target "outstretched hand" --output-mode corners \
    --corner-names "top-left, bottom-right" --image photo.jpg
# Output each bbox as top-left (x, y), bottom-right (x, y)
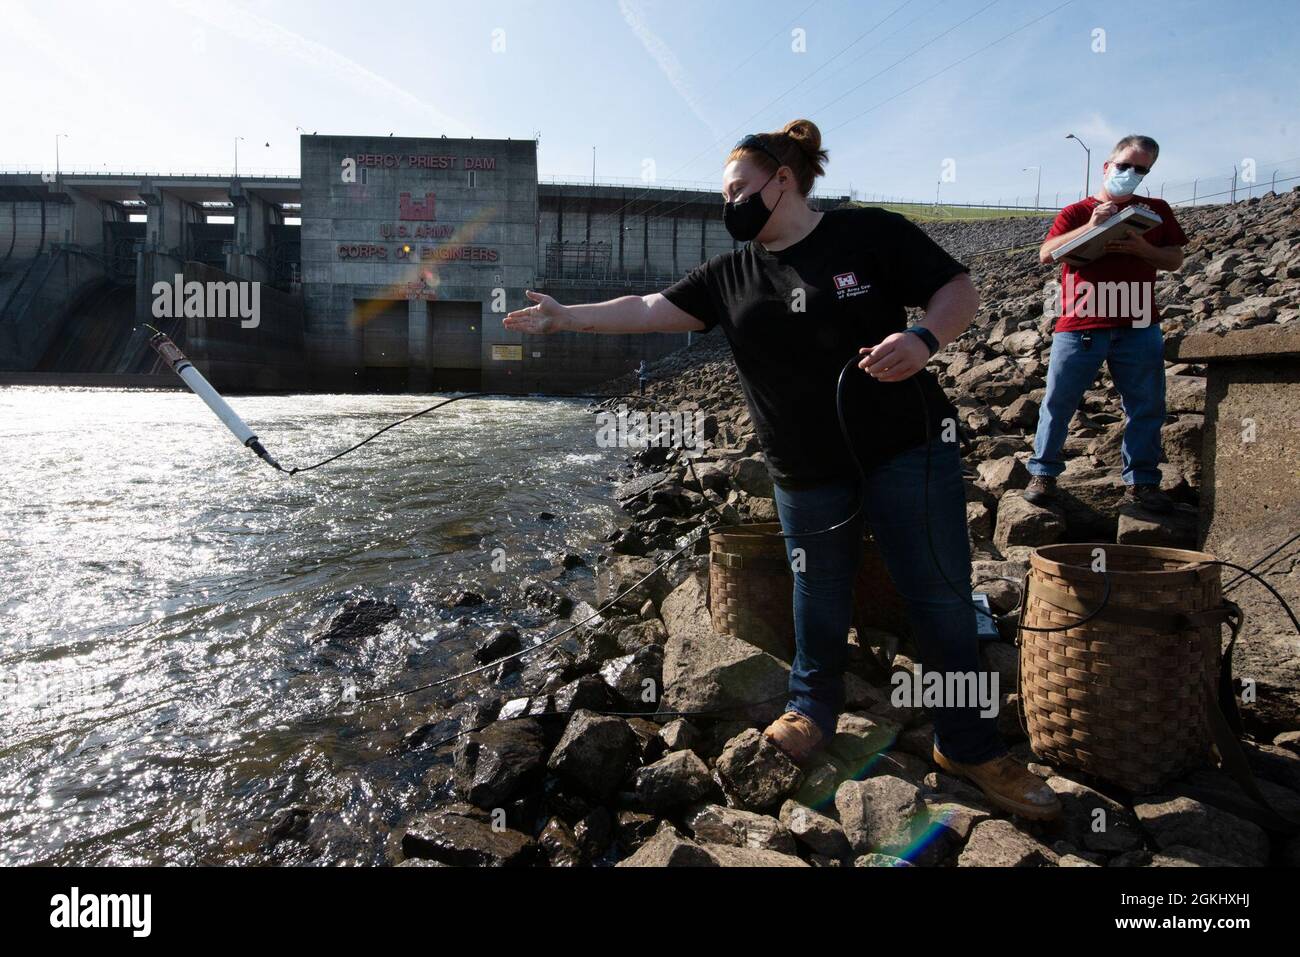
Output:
top-left (504, 290), bottom-right (568, 334)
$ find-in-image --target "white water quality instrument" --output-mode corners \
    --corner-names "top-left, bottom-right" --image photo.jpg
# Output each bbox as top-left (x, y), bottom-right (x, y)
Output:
top-left (145, 325), bottom-right (284, 471)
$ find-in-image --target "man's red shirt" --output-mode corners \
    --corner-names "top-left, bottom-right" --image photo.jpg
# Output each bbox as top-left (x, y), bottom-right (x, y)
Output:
top-left (1045, 194), bottom-right (1188, 331)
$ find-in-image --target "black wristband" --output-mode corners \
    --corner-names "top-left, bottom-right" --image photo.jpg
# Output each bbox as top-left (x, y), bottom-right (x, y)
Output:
top-left (907, 326), bottom-right (940, 356)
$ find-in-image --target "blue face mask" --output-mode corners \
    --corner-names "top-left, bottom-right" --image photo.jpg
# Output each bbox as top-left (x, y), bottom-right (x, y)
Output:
top-left (1104, 165), bottom-right (1145, 197)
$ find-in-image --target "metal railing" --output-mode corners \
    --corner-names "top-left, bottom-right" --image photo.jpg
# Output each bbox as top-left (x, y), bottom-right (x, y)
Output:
top-left (0, 166), bottom-right (301, 180)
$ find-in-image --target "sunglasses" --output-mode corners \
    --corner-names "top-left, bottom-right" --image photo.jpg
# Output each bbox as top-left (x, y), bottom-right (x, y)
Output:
top-left (1112, 162), bottom-right (1151, 175)
top-left (734, 134), bottom-right (786, 171)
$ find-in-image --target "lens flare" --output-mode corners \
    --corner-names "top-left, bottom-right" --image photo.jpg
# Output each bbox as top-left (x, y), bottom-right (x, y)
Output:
top-left (348, 205), bottom-right (500, 333)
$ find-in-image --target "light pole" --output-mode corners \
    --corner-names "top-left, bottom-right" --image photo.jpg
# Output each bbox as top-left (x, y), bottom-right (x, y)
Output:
top-left (55, 133), bottom-right (69, 179)
top-left (1065, 133), bottom-right (1090, 197)
top-left (1023, 165), bottom-right (1041, 209)
top-left (235, 135), bottom-right (245, 177)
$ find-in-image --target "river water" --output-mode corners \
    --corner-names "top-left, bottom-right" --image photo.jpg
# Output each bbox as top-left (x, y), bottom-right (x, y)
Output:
top-left (0, 387), bottom-right (625, 865)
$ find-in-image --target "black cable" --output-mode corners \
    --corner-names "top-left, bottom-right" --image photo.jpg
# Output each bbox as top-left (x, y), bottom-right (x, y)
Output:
top-left (1200, 560), bottom-right (1300, 635)
top-left (264, 369), bottom-right (869, 539)
top-left (220, 349), bottom-right (1296, 716)
top-left (355, 529), bottom-right (709, 705)
top-left (910, 375), bottom-right (1116, 633)
top-left (1224, 530), bottom-right (1300, 593)
top-left (405, 693), bottom-right (794, 755)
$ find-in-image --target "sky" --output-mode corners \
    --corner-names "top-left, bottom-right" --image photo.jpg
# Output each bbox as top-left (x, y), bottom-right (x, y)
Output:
top-left (2, 0), bottom-right (1298, 207)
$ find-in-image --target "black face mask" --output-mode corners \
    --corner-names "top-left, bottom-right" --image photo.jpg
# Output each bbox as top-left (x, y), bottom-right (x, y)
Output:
top-left (723, 171), bottom-right (783, 242)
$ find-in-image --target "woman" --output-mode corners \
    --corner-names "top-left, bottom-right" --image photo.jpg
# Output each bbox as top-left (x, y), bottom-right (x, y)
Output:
top-left (505, 119), bottom-right (1060, 820)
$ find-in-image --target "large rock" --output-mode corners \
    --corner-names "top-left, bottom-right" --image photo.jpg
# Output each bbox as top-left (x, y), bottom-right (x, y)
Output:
top-left (700, 843), bottom-right (809, 867)
top-left (1053, 467), bottom-right (1126, 540)
top-left (616, 823), bottom-right (716, 867)
top-left (634, 749), bottom-right (715, 811)
top-left (616, 618), bottom-right (668, 653)
top-left (1164, 374), bottom-right (1206, 414)
top-left (1046, 775), bottom-right (1143, 853)
top-left (660, 573), bottom-right (789, 725)
top-left (714, 728), bottom-right (803, 811)
top-left (996, 394), bottom-right (1040, 431)
top-left (1149, 845), bottom-right (1242, 867)
top-left (1115, 504), bottom-right (1198, 549)
top-left (993, 490), bottom-right (1066, 551)
top-left (730, 456), bottom-right (775, 497)
top-left (538, 817), bottom-right (583, 867)
top-left (977, 456), bottom-right (1031, 498)
top-left (400, 805), bottom-right (537, 867)
top-left (834, 775), bottom-right (926, 857)
top-left (685, 804), bottom-right (798, 854)
top-left (923, 798), bottom-right (993, 846)
top-left (551, 675), bottom-right (618, 715)
top-left (956, 819), bottom-right (1058, 867)
top-left (824, 711), bottom-right (901, 768)
top-left (456, 718), bottom-right (547, 809)
top-left (1132, 794), bottom-right (1270, 866)
top-left (596, 555), bottom-right (671, 611)
top-left (547, 710), bottom-right (639, 799)
top-left (1171, 766), bottom-right (1300, 824)
top-left (473, 625), bottom-right (521, 664)
top-left (1161, 414), bottom-right (1204, 489)
top-left (659, 717), bottom-right (702, 752)
top-left (1001, 328), bottom-right (1043, 357)
top-left (316, 598), bottom-right (401, 646)
top-left (779, 799), bottom-right (852, 860)
top-left (600, 644), bottom-right (664, 710)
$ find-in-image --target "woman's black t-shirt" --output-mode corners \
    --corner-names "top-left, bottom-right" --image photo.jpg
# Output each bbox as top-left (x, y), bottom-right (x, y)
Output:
top-left (661, 206), bottom-right (969, 486)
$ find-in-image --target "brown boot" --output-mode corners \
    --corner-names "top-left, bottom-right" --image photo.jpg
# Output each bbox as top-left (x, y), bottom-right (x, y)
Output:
top-left (1022, 475), bottom-right (1057, 507)
top-left (762, 711), bottom-right (824, 764)
top-left (933, 744), bottom-right (1062, 820)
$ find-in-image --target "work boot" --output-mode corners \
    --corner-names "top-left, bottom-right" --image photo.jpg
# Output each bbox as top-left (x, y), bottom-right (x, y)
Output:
top-left (1022, 475), bottom-right (1057, 507)
top-left (762, 711), bottom-right (824, 764)
top-left (1125, 483), bottom-right (1174, 514)
top-left (932, 744), bottom-right (1062, 821)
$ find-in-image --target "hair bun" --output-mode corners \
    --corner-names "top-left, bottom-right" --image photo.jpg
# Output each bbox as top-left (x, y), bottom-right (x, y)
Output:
top-left (780, 118), bottom-right (823, 157)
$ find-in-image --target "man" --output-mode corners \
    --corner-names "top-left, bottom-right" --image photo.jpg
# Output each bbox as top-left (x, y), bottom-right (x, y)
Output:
top-left (636, 358), bottom-right (649, 396)
top-left (1025, 134), bottom-right (1188, 512)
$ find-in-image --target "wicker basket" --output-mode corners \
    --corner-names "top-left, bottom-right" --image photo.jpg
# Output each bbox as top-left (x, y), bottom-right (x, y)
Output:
top-left (1020, 543), bottom-right (1226, 793)
top-left (708, 524), bottom-right (909, 663)
top-left (708, 523), bottom-right (796, 661)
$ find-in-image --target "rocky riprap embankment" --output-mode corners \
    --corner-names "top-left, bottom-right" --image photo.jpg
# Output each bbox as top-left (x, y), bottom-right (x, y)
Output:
top-left (369, 191), bottom-right (1300, 868)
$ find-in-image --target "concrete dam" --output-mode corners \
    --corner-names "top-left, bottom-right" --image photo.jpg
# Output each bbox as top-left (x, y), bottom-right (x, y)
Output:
top-left (0, 134), bottom-right (849, 393)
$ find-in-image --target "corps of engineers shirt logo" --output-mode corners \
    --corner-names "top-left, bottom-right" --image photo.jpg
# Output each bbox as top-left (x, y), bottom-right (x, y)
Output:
top-left (833, 271), bottom-right (871, 300)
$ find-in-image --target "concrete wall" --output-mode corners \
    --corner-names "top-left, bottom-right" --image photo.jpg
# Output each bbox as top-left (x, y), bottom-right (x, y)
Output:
top-left (183, 261), bottom-right (305, 391)
top-left (0, 199), bottom-right (56, 260)
top-left (0, 248), bottom-right (109, 370)
top-left (1172, 326), bottom-right (1300, 730)
top-left (537, 185), bottom-right (738, 283)
top-left (1, 166), bottom-right (849, 391)
top-left (300, 134), bottom-right (538, 392)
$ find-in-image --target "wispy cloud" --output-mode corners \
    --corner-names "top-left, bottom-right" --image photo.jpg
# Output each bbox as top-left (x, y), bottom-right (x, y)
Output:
top-left (619, 0), bottom-right (721, 139)
top-left (7, 1), bottom-right (134, 108)
top-left (166, 0), bottom-right (474, 136)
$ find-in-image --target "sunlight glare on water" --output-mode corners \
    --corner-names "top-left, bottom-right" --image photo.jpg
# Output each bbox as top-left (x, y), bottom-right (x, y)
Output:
top-left (0, 386), bottom-right (623, 865)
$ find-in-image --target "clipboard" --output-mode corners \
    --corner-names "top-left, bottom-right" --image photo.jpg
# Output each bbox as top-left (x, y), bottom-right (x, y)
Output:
top-left (1050, 203), bottom-right (1163, 267)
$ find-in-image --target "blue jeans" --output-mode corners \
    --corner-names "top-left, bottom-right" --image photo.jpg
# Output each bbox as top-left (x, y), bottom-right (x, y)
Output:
top-left (1028, 325), bottom-right (1166, 486)
top-left (772, 437), bottom-right (1006, 765)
